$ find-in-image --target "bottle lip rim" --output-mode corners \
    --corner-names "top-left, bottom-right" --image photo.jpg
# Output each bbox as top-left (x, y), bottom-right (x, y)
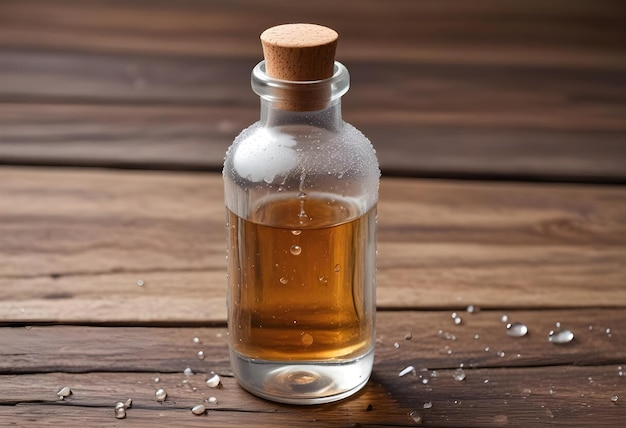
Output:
top-left (251, 60), bottom-right (350, 104)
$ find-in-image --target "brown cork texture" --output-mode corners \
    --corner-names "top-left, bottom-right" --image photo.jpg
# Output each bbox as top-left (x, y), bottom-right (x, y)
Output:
top-left (260, 23), bottom-right (338, 110)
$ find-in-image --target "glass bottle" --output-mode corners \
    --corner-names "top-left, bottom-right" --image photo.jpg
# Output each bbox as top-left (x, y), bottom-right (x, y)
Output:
top-left (223, 24), bottom-right (379, 404)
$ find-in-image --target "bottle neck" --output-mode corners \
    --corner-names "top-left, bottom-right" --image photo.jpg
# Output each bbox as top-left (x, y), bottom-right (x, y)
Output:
top-left (252, 60), bottom-right (349, 132)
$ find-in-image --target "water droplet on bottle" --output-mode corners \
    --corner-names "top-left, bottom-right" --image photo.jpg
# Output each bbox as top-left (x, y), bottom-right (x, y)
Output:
top-left (279, 277), bottom-right (288, 285)
top-left (57, 386), bottom-right (72, 399)
top-left (423, 401), bottom-right (432, 409)
top-left (506, 322), bottom-right (529, 337)
top-left (291, 230), bottom-right (302, 236)
top-left (399, 366), bottom-right (415, 377)
top-left (197, 350), bottom-right (205, 360)
top-left (611, 394), bottom-right (619, 403)
top-left (206, 374), bottom-right (221, 388)
top-left (184, 367), bottom-right (194, 376)
top-left (334, 264), bottom-right (341, 272)
top-left (191, 404), bottom-right (206, 415)
top-left (155, 388), bottom-right (167, 402)
top-left (453, 368), bottom-right (466, 382)
top-left (548, 329), bottom-right (574, 344)
top-left (290, 245), bottom-right (302, 255)
top-left (301, 333), bottom-right (314, 346)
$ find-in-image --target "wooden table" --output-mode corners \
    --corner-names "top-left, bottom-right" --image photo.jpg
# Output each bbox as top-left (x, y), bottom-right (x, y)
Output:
top-left (1, 1), bottom-right (625, 426)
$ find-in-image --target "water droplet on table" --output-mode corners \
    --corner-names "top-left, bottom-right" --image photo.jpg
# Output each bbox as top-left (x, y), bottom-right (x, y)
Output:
top-left (197, 350), bottom-right (205, 360)
top-left (207, 396), bottom-right (218, 405)
top-left (497, 351), bottom-right (506, 358)
top-left (193, 337), bottom-right (201, 344)
top-left (57, 386), bottom-right (72, 399)
top-left (114, 403), bottom-right (126, 419)
top-left (398, 366), bottom-right (415, 377)
top-left (466, 305), bottom-right (480, 314)
top-left (423, 401), bottom-right (432, 409)
top-left (501, 314), bottom-right (509, 323)
top-left (184, 367), bottom-right (194, 376)
top-left (206, 373), bottom-right (221, 388)
top-left (453, 368), bottom-right (466, 382)
top-left (404, 331), bottom-right (413, 340)
top-left (124, 398), bottom-right (132, 409)
top-left (407, 410), bottom-right (422, 424)
top-left (191, 404), bottom-right (206, 415)
top-left (136, 279), bottom-right (144, 287)
top-left (155, 388), bottom-right (167, 402)
top-left (506, 322), bottom-right (529, 337)
top-left (611, 395), bottom-right (619, 403)
top-left (548, 329), bottom-right (574, 344)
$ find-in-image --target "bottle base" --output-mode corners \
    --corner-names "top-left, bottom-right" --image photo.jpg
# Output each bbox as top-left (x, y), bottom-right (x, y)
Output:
top-left (230, 348), bottom-right (374, 405)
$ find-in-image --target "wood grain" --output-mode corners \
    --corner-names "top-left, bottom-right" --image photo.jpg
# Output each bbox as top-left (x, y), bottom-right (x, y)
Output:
top-left (1, 167), bottom-right (625, 323)
top-left (0, 0), bottom-right (625, 180)
top-left (0, 309), bottom-right (624, 426)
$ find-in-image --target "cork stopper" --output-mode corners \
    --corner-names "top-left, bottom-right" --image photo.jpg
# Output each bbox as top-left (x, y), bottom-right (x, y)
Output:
top-left (261, 24), bottom-right (338, 81)
top-left (258, 24), bottom-right (338, 111)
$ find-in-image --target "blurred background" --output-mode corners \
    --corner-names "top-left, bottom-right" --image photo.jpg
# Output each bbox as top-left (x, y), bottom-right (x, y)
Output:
top-left (0, 0), bottom-right (624, 182)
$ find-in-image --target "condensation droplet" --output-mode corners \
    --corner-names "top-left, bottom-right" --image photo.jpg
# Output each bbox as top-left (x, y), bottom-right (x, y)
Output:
top-left (506, 322), bottom-right (529, 337)
top-left (399, 366), bottom-right (415, 377)
top-left (290, 245), bottom-right (302, 256)
top-left (155, 388), bottom-right (167, 402)
top-left (301, 333), bottom-right (314, 346)
top-left (318, 275), bottom-right (328, 284)
top-left (197, 350), bottom-right (205, 360)
top-left (279, 277), bottom-right (288, 285)
top-left (206, 373), bottom-right (221, 388)
top-left (291, 230), bottom-right (302, 236)
top-left (334, 264), bottom-right (341, 272)
top-left (453, 368), bottom-right (466, 382)
top-left (191, 404), bottom-right (206, 415)
top-left (548, 329), bottom-right (574, 344)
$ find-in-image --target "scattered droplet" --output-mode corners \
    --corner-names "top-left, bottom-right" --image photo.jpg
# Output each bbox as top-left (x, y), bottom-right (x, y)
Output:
top-left (451, 312), bottom-right (458, 319)
top-left (438, 331), bottom-right (457, 341)
top-left (279, 277), bottom-right (288, 284)
top-left (207, 396), bottom-right (218, 405)
top-left (548, 329), bottom-right (574, 344)
top-left (155, 388), bottom-right (167, 402)
top-left (114, 403), bottom-right (126, 419)
top-left (136, 279), bottom-right (144, 287)
top-left (57, 386), bottom-right (72, 399)
top-left (206, 373), bottom-right (221, 388)
top-left (453, 368), bottom-right (466, 382)
top-left (474, 334), bottom-right (480, 340)
top-left (394, 342), bottom-right (400, 349)
top-left (453, 316), bottom-right (462, 325)
top-left (318, 275), bottom-right (328, 284)
top-left (506, 322), bottom-right (529, 337)
top-left (334, 264), bottom-right (341, 272)
top-left (501, 314), bottom-right (509, 323)
top-left (404, 331), bottom-right (413, 340)
top-left (408, 410), bottom-right (422, 424)
top-left (191, 404), bottom-right (206, 415)
top-left (124, 398), bottom-right (132, 409)
top-left (197, 351), bottom-right (205, 360)
top-left (290, 245), bottom-right (302, 255)
top-left (154, 377), bottom-right (160, 383)
top-left (466, 305), bottom-right (480, 314)
top-left (193, 337), bottom-right (201, 344)
top-left (430, 370), bottom-right (438, 378)
top-left (484, 346), bottom-right (490, 352)
top-left (555, 321), bottom-right (561, 328)
top-left (497, 351), bottom-right (506, 358)
top-left (184, 367), bottom-right (194, 376)
top-left (606, 328), bottom-right (612, 338)
top-left (398, 366), bottom-right (415, 377)
top-left (301, 333), bottom-right (314, 346)
top-left (549, 388), bottom-right (555, 395)
top-left (484, 379), bottom-right (489, 384)
top-left (291, 230), bottom-right (302, 236)
top-left (422, 401), bottom-right (432, 409)
top-left (421, 378), bottom-right (429, 385)
top-left (611, 395), bottom-right (619, 403)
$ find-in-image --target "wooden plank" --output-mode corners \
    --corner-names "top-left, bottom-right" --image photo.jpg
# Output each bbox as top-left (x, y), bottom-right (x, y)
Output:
top-left (1, 167), bottom-right (625, 323)
top-left (1, 365), bottom-right (624, 427)
top-left (1, 310), bottom-right (624, 374)
top-left (0, 310), bottom-right (624, 426)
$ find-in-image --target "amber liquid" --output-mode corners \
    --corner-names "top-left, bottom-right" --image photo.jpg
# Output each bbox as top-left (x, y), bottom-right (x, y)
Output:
top-left (228, 195), bottom-right (376, 362)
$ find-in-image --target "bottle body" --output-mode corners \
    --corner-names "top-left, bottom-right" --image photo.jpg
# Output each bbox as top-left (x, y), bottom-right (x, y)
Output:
top-left (223, 62), bottom-right (379, 404)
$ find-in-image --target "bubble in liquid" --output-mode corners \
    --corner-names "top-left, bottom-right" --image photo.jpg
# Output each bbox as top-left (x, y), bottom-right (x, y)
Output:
top-left (301, 333), bottom-right (314, 346)
top-left (290, 245), bottom-right (302, 256)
